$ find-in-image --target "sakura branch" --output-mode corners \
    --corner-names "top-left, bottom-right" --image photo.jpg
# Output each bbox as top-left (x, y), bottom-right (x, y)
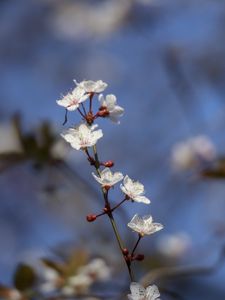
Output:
top-left (57, 79), bottom-right (163, 299)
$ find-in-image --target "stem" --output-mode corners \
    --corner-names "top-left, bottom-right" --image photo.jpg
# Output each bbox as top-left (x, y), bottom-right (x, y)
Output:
top-left (131, 234), bottom-right (142, 257)
top-left (84, 148), bottom-right (95, 165)
top-left (92, 145), bottom-right (134, 281)
top-left (77, 107), bottom-right (86, 119)
top-left (81, 103), bottom-right (87, 116)
top-left (89, 93), bottom-right (94, 113)
top-left (111, 198), bottom-right (127, 212)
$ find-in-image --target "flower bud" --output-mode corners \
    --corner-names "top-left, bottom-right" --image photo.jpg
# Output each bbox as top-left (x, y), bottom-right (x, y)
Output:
top-left (103, 160), bottom-right (114, 168)
top-left (97, 108), bottom-right (109, 117)
top-left (86, 214), bottom-right (97, 222)
top-left (122, 248), bottom-right (129, 256)
top-left (133, 254), bottom-right (145, 261)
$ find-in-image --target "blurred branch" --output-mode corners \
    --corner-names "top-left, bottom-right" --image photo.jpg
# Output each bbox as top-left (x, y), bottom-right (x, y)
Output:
top-left (140, 247), bottom-right (225, 286)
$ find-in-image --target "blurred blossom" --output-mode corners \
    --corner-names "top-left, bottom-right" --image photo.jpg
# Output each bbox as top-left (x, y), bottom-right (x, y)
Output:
top-left (157, 232), bottom-right (191, 259)
top-left (7, 290), bottom-right (21, 300)
top-left (50, 0), bottom-right (132, 39)
top-left (0, 123), bottom-right (22, 154)
top-left (77, 258), bottom-right (111, 281)
top-left (171, 135), bottom-right (216, 171)
top-left (50, 138), bottom-right (69, 159)
top-left (66, 273), bottom-right (93, 295)
top-left (38, 265), bottom-right (60, 294)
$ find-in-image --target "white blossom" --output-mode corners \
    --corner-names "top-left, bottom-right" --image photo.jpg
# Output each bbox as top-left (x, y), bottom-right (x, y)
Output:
top-left (56, 86), bottom-right (89, 111)
top-left (74, 80), bottom-right (108, 93)
top-left (78, 258), bottom-right (111, 281)
top-left (67, 274), bottom-right (93, 294)
top-left (92, 167), bottom-right (123, 187)
top-left (98, 94), bottom-right (124, 123)
top-left (128, 214), bottom-right (163, 237)
top-left (38, 266), bottom-right (60, 294)
top-left (61, 123), bottom-right (103, 150)
top-left (157, 232), bottom-right (191, 259)
top-left (120, 175), bottom-right (150, 204)
top-left (171, 135), bottom-right (216, 171)
top-left (128, 282), bottom-right (160, 300)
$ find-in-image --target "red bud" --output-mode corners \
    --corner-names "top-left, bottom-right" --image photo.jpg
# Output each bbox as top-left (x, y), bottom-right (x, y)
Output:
top-left (86, 214), bottom-right (97, 222)
top-left (103, 160), bottom-right (114, 168)
top-left (122, 248), bottom-right (129, 256)
top-left (134, 254), bottom-right (145, 261)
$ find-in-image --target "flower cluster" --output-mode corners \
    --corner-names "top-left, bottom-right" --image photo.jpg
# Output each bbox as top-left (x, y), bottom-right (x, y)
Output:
top-left (0, 255), bottom-right (111, 300)
top-left (57, 80), bottom-right (163, 299)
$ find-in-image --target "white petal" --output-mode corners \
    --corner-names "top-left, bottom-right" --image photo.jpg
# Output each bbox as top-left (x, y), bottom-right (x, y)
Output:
top-left (92, 129), bottom-right (103, 141)
top-left (146, 284), bottom-right (160, 300)
top-left (105, 94), bottom-right (117, 110)
top-left (143, 215), bottom-right (153, 223)
top-left (113, 171), bottom-right (124, 182)
top-left (130, 282), bottom-right (146, 297)
top-left (120, 183), bottom-right (127, 195)
top-left (101, 167), bottom-right (112, 177)
top-left (92, 172), bottom-right (103, 184)
top-left (98, 94), bottom-right (105, 106)
top-left (110, 105), bottom-right (124, 116)
top-left (152, 223), bottom-right (164, 233)
top-left (133, 195), bottom-right (151, 204)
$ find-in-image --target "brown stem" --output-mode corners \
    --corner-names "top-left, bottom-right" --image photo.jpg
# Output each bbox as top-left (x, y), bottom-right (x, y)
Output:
top-left (111, 198), bottom-right (127, 212)
top-left (77, 107), bottom-right (86, 119)
top-left (81, 103), bottom-right (87, 116)
top-left (131, 234), bottom-right (142, 257)
top-left (91, 145), bottom-right (134, 281)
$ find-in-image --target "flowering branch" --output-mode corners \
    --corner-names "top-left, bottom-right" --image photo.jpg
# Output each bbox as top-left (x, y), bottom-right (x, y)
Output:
top-left (57, 79), bottom-right (163, 299)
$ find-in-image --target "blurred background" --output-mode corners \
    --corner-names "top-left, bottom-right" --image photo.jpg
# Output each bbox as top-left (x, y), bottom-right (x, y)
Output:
top-left (1, 0), bottom-right (225, 299)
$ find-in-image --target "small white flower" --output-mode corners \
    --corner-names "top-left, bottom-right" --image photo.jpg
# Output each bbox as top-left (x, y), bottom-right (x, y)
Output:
top-left (92, 167), bottom-right (123, 187)
top-left (61, 123), bottom-right (103, 150)
top-left (98, 94), bottom-right (124, 124)
top-left (56, 86), bottom-right (89, 111)
top-left (74, 80), bottom-right (108, 93)
top-left (128, 282), bottom-right (160, 300)
top-left (120, 175), bottom-right (150, 204)
top-left (128, 214), bottom-right (163, 237)
top-left (78, 258), bottom-right (111, 281)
